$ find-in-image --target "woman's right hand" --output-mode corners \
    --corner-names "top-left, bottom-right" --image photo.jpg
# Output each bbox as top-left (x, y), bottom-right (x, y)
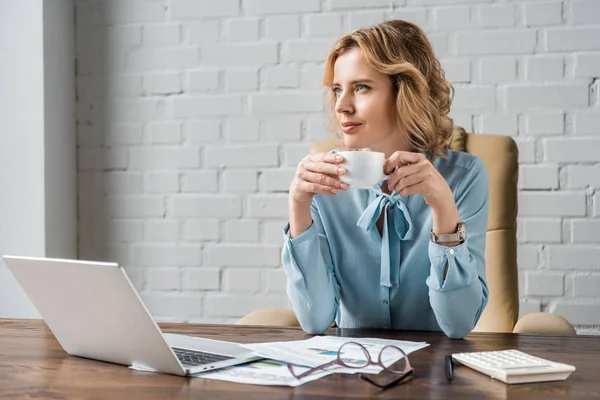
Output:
top-left (289, 152), bottom-right (349, 206)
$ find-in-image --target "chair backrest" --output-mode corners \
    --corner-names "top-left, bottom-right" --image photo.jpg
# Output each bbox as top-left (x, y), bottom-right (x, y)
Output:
top-left (309, 127), bottom-right (520, 333)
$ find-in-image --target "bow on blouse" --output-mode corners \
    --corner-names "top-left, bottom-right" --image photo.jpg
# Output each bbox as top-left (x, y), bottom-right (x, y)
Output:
top-left (356, 189), bottom-right (414, 287)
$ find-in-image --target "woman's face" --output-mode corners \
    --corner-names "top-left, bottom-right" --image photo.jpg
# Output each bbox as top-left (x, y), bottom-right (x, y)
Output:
top-left (332, 48), bottom-right (405, 153)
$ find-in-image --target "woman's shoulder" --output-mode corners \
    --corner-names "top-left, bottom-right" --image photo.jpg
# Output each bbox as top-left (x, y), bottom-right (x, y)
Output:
top-left (436, 149), bottom-right (485, 172)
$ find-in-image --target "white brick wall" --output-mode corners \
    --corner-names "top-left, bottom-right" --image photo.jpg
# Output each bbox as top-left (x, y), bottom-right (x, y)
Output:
top-left (77, 0), bottom-right (600, 332)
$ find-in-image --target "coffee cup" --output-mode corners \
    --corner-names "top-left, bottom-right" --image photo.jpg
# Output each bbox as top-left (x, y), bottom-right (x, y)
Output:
top-left (337, 151), bottom-right (389, 189)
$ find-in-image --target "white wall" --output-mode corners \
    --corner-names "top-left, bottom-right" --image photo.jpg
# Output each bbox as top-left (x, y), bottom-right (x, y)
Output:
top-left (75, 0), bottom-right (600, 333)
top-left (0, 0), bottom-right (76, 318)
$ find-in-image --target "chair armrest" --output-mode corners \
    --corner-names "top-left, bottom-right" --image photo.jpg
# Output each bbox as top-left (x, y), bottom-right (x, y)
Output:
top-left (512, 312), bottom-right (576, 335)
top-left (235, 308), bottom-right (300, 327)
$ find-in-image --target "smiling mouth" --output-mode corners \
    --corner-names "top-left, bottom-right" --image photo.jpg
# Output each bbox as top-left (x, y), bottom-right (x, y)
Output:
top-left (341, 123), bottom-right (362, 133)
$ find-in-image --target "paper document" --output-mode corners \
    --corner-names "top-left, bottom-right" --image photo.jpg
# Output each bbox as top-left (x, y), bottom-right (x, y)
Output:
top-left (242, 336), bottom-right (429, 375)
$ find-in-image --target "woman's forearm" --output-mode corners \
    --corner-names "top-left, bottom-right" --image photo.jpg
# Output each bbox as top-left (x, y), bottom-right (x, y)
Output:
top-left (289, 201), bottom-right (313, 239)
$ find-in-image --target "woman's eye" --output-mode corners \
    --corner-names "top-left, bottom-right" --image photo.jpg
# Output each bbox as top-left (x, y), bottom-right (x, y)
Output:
top-left (356, 84), bottom-right (370, 92)
top-left (332, 87), bottom-right (342, 96)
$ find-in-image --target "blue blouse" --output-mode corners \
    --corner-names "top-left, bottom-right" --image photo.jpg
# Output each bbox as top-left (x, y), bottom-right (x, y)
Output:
top-left (282, 149), bottom-right (489, 338)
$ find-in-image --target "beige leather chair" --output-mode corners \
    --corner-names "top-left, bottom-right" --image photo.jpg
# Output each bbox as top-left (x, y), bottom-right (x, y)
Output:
top-left (237, 127), bottom-right (576, 335)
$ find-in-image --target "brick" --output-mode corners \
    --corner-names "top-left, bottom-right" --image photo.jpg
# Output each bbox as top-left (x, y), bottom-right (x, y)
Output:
top-left (282, 39), bottom-right (335, 62)
top-left (263, 168), bottom-right (295, 192)
top-left (571, 0), bottom-right (600, 24)
top-left (226, 18), bottom-right (260, 42)
top-left (105, 245), bottom-right (132, 266)
top-left (523, 112), bottom-right (564, 136)
top-left (441, 59), bottom-right (471, 83)
top-left (518, 244), bottom-right (540, 269)
top-left (502, 84), bottom-right (588, 109)
top-left (572, 274), bottom-right (600, 297)
top-left (433, 6), bottom-right (470, 30)
top-left (264, 16), bottom-right (300, 40)
top-left (222, 269), bottom-right (261, 292)
top-left (107, 220), bottom-right (143, 243)
top-left (223, 170), bottom-right (259, 193)
top-left (284, 143), bottom-right (311, 167)
top-left (389, 8), bottom-right (430, 31)
top-left (478, 57), bottom-right (516, 83)
top-left (306, 14), bottom-right (343, 37)
top-left (131, 48), bottom-right (200, 70)
top-left (145, 219), bottom-right (180, 242)
top-left (428, 33), bottom-right (449, 58)
top-left (141, 293), bottom-right (203, 319)
top-left (545, 27), bottom-right (600, 52)
top-left (107, 25), bottom-right (142, 49)
top-left (181, 268), bottom-right (221, 291)
top-left (182, 219), bottom-right (220, 241)
top-left (170, 0), bottom-right (239, 18)
top-left (451, 86), bottom-right (496, 111)
top-left (262, 65), bottom-right (299, 88)
top-left (204, 295), bottom-right (288, 317)
top-left (147, 122), bottom-right (182, 144)
top-left (145, 172), bottom-right (179, 193)
top-left (265, 268), bottom-right (287, 292)
top-left (186, 120), bottom-right (221, 144)
top-left (108, 196), bottom-right (164, 218)
top-left (170, 96), bottom-right (242, 118)
top-left (524, 1), bottom-right (562, 26)
top-left (226, 118), bottom-right (260, 142)
top-left (519, 165), bottom-right (559, 190)
top-left (264, 220), bottom-right (287, 245)
top-left (144, 72), bottom-right (181, 95)
top-left (300, 64), bottom-right (325, 89)
top-left (552, 303), bottom-right (600, 325)
top-left (574, 53), bottom-right (600, 78)
top-left (519, 301), bottom-right (541, 317)
top-left (171, 196), bottom-right (242, 218)
top-left (147, 269), bottom-right (180, 291)
top-left (521, 218), bottom-right (562, 243)
top-left (202, 43), bottom-right (278, 67)
top-left (185, 70), bottom-right (220, 92)
top-left (204, 245), bottom-right (281, 267)
top-left (306, 117), bottom-right (329, 141)
top-left (143, 24), bottom-right (180, 47)
top-left (596, 193), bottom-right (600, 217)
top-left (106, 75), bottom-right (143, 98)
top-left (106, 172), bottom-right (143, 194)
top-left (476, 4), bottom-right (515, 28)
top-left (104, 1), bottom-right (164, 23)
top-left (450, 113), bottom-right (473, 132)
top-left (224, 220), bottom-right (260, 242)
top-left (548, 246), bottom-right (600, 271)
top-left (475, 113), bottom-right (518, 136)
top-left (181, 171), bottom-right (218, 193)
top-left (456, 30), bottom-right (536, 55)
top-left (108, 98), bottom-right (167, 122)
top-left (544, 138), bottom-right (600, 163)
top-left (246, 0), bottom-right (319, 15)
top-left (572, 220), bottom-right (600, 243)
top-left (225, 69), bottom-right (259, 91)
top-left (247, 195), bottom-right (289, 218)
top-left (518, 192), bottom-right (586, 217)
top-left (563, 165), bottom-right (600, 189)
top-left (187, 21), bottom-right (220, 44)
top-left (264, 116), bottom-right (302, 141)
top-left (347, 11), bottom-right (387, 30)
top-left (525, 56), bottom-right (564, 80)
top-left (130, 148), bottom-right (200, 169)
top-left (206, 145), bottom-right (278, 168)
top-left (525, 272), bottom-right (564, 296)
top-left (132, 245), bottom-right (201, 267)
top-left (329, 0), bottom-right (390, 9)
top-left (573, 99), bottom-right (600, 126)
top-left (250, 92), bottom-right (323, 114)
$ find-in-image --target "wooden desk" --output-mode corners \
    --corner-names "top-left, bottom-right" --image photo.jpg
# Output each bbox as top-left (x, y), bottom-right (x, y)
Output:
top-left (0, 319), bottom-right (598, 399)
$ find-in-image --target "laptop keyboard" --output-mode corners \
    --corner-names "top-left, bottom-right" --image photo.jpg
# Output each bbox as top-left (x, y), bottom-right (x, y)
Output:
top-left (172, 347), bottom-right (235, 367)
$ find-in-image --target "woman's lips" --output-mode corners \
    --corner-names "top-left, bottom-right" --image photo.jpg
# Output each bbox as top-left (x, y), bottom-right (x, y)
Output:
top-left (341, 123), bottom-right (362, 133)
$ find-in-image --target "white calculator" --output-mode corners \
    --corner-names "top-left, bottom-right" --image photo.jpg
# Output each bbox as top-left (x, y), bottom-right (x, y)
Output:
top-left (451, 349), bottom-right (576, 384)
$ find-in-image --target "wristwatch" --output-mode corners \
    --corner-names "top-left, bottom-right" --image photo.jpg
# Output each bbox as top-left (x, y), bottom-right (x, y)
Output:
top-left (430, 222), bottom-right (467, 244)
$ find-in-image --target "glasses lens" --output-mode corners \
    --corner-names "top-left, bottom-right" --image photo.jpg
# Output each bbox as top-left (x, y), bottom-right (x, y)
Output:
top-left (337, 342), bottom-right (371, 369)
top-left (380, 346), bottom-right (409, 373)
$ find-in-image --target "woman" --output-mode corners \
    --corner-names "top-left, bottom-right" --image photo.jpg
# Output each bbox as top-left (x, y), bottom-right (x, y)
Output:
top-left (282, 20), bottom-right (489, 338)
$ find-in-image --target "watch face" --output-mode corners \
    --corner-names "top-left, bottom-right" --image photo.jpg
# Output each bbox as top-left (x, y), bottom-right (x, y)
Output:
top-left (458, 223), bottom-right (467, 240)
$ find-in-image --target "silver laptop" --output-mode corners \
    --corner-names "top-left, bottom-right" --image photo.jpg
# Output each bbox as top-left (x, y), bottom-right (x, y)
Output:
top-left (2, 255), bottom-right (260, 376)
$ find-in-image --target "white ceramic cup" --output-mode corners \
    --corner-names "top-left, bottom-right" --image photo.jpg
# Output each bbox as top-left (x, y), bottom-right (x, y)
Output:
top-left (337, 151), bottom-right (389, 189)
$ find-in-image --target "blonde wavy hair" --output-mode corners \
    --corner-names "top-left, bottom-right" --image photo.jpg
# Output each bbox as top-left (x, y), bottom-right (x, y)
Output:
top-left (323, 20), bottom-right (454, 161)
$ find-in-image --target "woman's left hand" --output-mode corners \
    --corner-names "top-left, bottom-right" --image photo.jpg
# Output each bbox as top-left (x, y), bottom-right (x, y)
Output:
top-left (384, 151), bottom-right (453, 210)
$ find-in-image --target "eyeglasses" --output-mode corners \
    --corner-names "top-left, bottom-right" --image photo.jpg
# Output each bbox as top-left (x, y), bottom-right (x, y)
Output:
top-left (287, 341), bottom-right (414, 390)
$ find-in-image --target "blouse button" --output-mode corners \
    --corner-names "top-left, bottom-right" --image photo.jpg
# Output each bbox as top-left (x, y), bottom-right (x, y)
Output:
top-left (449, 249), bottom-right (455, 255)
top-left (383, 300), bottom-right (389, 305)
